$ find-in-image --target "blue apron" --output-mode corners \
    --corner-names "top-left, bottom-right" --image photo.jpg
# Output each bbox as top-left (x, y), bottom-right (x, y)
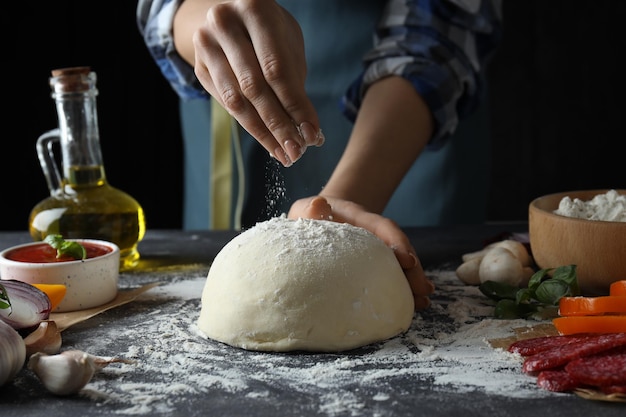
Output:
top-left (179, 0), bottom-right (490, 230)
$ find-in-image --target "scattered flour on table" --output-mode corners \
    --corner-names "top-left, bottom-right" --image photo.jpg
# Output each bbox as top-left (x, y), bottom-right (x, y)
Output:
top-left (40, 271), bottom-right (560, 415)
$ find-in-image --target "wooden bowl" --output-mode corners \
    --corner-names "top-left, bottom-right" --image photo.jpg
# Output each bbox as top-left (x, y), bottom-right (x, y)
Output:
top-left (528, 189), bottom-right (626, 295)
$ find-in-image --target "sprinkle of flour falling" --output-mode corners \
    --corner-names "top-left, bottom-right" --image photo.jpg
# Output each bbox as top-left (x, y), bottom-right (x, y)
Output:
top-left (264, 158), bottom-right (287, 220)
top-left (16, 269), bottom-right (560, 415)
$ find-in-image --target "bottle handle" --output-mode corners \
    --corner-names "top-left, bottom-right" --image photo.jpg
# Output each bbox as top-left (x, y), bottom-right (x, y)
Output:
top-left (36, 128), bottom-right (63, 196)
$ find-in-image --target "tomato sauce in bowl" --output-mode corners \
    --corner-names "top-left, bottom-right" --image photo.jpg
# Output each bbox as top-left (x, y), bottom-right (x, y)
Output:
top-left (0, 239), bottom-right (120, 312)
top-left (5, 242), bottom-right (113, 263)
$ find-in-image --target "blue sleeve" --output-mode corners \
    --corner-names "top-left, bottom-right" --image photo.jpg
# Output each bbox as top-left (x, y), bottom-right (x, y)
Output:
top-left (136, 0), bottom-right (210, 100)
top-left (342, 0), bottom-right (503, 148)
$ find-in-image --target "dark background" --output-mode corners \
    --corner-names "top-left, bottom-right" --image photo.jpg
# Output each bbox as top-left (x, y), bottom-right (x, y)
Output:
top-left (2, 1), bottom-right (624, 231)
top-left (486, 1), bottom-right (625, 221)
top-left (4, 1), bottom-right (183, 230)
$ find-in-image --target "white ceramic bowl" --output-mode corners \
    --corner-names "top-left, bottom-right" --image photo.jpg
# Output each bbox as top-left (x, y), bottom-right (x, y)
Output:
top-left (0, 239), bottom-right (120, 312)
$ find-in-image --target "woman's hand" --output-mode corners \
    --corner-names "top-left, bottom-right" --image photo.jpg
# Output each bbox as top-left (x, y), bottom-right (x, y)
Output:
top-left (174, 0), bottom-right (324, 167)
top-left (288, 196), bottom-right (435, 311)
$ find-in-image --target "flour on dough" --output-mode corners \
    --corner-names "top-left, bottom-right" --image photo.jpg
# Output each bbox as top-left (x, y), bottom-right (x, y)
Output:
top-left (197, 216), bottom-right (414, 352)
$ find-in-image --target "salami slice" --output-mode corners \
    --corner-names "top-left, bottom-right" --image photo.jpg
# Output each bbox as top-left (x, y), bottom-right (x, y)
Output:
top-left (522, 333), bottom-right (626, 374)
top-left (565, 347), bottom-right (626, 387)
top-left (536, 370), bottom-right (580, 392)
top-left (508, 333), bottom-right (595, 356)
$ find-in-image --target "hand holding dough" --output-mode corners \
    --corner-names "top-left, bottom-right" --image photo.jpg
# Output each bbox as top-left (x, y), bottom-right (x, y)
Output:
top-left (197, 216), bottom-right (415, 352)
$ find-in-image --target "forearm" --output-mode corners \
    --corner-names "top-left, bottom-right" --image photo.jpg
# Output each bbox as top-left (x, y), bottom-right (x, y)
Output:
top-left (343, 0), bottom-right (502, 146)
top-left (320, 76), bottom-right (434, 214)
top-left (173, 0), bottom-right (224, 65)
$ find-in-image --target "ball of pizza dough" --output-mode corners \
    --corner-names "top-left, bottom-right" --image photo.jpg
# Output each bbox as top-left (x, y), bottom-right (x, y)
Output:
top-left (197, 216), bottom-right (414, 352)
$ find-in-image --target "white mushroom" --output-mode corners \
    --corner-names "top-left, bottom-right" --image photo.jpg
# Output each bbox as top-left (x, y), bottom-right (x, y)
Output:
top-left (461, 242), bottom-right (498, 262)
top-left (456, 239), bottom-right (534, 287)
top-left (490, 240), bottom-right (532, 267)
top-left (455, 257), bottom-right (482, 285)
top-left (478, 246), bottom-right (535, 287)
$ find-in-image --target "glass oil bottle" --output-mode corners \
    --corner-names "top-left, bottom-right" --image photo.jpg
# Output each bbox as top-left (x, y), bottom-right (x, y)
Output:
top-left (29, 67), bottom-right (146, 270)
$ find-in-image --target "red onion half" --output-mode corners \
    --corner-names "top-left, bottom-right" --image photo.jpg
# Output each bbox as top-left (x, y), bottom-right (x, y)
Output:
top-left (0, 280), bottom-right (51, 333)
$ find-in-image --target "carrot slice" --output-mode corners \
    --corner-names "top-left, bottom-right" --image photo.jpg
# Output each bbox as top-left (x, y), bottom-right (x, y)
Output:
top-left (31, 283), bottom-right (66, 311)
top-left (559, 296), bottom-right (626, 316)
top-left (553, 316), bottom-right (626, 335)
top-left (610, 280), bottom-right (626, 296)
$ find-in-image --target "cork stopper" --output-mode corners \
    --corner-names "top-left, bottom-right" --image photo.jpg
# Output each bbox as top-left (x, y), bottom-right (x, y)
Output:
top-left (49, 66), bottom-right (96, 94)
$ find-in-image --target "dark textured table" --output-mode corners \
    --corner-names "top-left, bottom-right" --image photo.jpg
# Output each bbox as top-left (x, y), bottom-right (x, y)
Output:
top-left (1, 225), bottom-right (624, 417)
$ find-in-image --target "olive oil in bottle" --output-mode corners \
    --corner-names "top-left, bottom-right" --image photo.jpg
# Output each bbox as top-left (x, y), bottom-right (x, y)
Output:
top-left (29, 67), bottom-right (145, 270)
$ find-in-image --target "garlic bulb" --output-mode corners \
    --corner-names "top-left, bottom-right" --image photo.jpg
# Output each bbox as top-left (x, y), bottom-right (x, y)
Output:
top-left (28, 350), bottom-right (132, 396)
top-left (0, 320), bottom-right (26, 386)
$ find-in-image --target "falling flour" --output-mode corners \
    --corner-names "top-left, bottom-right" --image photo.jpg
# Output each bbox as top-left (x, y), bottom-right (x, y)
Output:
top-left (14, 268), bottom-right (561, 415)
top-left (263, 159), bottom-right (288, 220)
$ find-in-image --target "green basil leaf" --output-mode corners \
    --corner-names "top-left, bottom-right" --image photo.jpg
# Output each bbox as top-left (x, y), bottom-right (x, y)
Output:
top-left (60, 241), bottom-right (87, 260)
top-left (479, 262), bottom-right (579, 320)
top-left (515, 288), bottom-right (532, 304)
top-left (0, 283), bottom-right (11, 310)
top-left (534, 279), bottom-right (570, 305)
top-left (43, 234), bottom-right (64, 248)
top-left (44, 234), bottom-right (87, 260)
top-left (479, 280), bottom-right (519, 301)
top-left (551, 265), bottom-right (580, 295)
top-left (527, 268), bottom-right (552, 292)
top-left (494, 299), bottom-right (524, 319)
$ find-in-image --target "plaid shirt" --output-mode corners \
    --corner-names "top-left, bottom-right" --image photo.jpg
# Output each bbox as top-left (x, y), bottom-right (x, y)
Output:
top-left (137, 0), bottom-right (502, 147)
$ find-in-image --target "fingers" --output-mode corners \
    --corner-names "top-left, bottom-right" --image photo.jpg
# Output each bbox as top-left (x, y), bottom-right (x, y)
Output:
top-left (242, 2), bottom-right (325, 148)
top-left (289, 196), bottom-right (435, 311)
top-left (392, 238), bottom-right (435, 312)
top-left (288, 196), bottom-right (334, 221)
top-left (384, 230), bottom-right (435, 311)
top-left (405, 266), bottom-right (435, 312)
top-left (414, 295), bottom-right (432, 311)
top-left (193, 1), bottom-right (323, 167)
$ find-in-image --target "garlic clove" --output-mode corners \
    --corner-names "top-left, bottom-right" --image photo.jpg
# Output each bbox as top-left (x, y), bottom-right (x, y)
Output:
top-left (28, 349), bottom-right (134, 396)
top-left (28, 350), bottom-right (96, 396)
top-left (24, 320), bottom-right (62, 357)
